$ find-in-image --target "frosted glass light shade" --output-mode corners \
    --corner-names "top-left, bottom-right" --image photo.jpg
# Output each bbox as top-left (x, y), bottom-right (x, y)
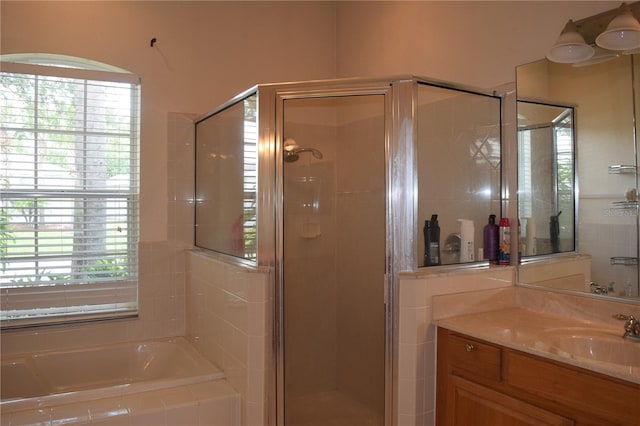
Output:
top-left (595, 7), bottom-right (640, 51)
top-left (546, 20), bottom-right (595, 63)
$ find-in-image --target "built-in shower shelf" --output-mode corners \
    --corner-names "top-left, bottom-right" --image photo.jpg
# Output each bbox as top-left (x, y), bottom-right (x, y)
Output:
top-left (611, 200), bottom-right (639, 210)
top-left (610, 257), bottom-right (638, 266)
top-left (608, 164), bottom-right (637, 174)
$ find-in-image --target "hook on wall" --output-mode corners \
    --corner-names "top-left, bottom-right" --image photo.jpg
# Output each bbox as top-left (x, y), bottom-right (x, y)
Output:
top-left (150, 38), bottom-right (157, 47)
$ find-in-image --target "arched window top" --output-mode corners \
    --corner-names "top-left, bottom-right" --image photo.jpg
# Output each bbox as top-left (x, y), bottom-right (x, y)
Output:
top-left (0, 52), bottom-right (140, 327)
top-left (0, 53), bottom-right (139, 85)
top-left (0, 53), bottom-right (132, 74)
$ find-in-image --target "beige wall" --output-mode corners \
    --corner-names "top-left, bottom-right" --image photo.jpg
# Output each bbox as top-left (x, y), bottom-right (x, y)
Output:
top-left (335, 1), bottom-right (616, 88)
top-left (1, 0), bottom-right (337, 242)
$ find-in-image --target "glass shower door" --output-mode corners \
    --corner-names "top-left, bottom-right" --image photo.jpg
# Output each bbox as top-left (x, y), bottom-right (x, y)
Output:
top-left (280, 94), bottom-right (386, 426)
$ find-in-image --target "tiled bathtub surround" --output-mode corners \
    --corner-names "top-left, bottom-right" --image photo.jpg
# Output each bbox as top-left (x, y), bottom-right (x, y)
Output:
top-left (0, 241), bottom-right (186, 357)
top-left (186, 251), bottom-right (269, 426)
top-left (1, 378), bottom-right (239, 426)
top-left (397, 266), bottom-right (515, 426)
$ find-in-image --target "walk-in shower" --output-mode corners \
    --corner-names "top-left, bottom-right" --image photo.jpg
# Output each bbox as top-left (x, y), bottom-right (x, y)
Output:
top-left (194, 76), bottom-right (504, 426)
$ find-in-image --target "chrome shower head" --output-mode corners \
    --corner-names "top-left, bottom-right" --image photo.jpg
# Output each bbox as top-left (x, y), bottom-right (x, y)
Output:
top-left (283, 147), bottom-right (323, 163)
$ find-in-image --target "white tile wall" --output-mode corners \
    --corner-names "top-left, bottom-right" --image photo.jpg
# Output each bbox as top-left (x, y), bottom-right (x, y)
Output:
top-left (397, 266), bottom-right (515, 426)
top-left (186, 250), bottom-right (269, 426)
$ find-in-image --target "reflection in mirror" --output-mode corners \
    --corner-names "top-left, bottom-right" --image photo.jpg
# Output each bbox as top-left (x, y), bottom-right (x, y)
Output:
top-left (517, 100), bottom-right (575, 256)
top-left (516, 55), bottom-right (639, 300)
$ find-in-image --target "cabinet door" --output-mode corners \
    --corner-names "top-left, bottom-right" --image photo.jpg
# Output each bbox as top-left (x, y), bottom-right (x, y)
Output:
top-left (447, 375), bottom-right (574, 426)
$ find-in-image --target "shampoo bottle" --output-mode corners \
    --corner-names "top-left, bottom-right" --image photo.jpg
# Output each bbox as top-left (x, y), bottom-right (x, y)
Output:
top-left (423, 214), bottom-right (441, 266)
top-left (483, 214), bottom-right (499, 263)
top-left (498, 217), bottom-right (511, 265)
top-left (458, 219), bottom-right (475, 263)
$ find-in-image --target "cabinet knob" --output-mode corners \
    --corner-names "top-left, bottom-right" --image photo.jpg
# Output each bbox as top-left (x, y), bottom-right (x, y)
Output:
top-left (465, 343), bottom-right (475, 352)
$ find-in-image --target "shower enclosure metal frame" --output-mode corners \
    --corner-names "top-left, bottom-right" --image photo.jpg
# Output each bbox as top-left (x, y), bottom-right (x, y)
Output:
top-left (249, 75), bottom-right (510, 426)
top-left (191, 73), bottom-right (511, 425)
top-left (259, 78), bottom-right (405, 426)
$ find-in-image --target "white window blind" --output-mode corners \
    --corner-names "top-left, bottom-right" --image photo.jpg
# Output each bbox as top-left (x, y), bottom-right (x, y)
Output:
top-left (243, 95), bottom-right (257, 261)
top-left (0, 61), bottom-right (140, 327)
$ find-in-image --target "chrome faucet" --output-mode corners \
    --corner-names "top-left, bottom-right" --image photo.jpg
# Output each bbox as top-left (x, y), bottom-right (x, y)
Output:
top-left (591, 281), bottom-right (609, 295)
top-left (613, 314), bottom-right (640, 342)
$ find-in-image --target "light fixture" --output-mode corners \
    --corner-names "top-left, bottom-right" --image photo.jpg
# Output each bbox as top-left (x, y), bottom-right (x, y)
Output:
top-left (595, 3), bottom-right (640, 51)
top-left (546, 20), bottom-right (595, 64)
top-left (572, 46), bottom-right (620, 68)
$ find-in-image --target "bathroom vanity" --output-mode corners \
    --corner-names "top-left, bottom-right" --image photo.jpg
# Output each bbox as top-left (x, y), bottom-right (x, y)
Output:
top-left (435, 308), bottom-right (640, 426)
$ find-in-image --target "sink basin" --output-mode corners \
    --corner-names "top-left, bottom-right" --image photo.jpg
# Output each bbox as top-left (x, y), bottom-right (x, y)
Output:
top-left (540, 328), bottom-right (640, 368)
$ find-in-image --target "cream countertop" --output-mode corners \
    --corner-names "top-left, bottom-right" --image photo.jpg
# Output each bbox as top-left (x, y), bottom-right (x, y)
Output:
top-left (435, 307), bottom-right (640, 385)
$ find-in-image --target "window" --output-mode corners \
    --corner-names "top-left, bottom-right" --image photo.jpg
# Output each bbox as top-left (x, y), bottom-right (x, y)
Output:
top-left (0, 56), bottom-right (140, 326)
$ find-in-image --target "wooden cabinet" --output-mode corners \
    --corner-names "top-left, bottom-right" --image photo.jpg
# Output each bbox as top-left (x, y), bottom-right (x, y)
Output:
top-left (436, 328), bottom-right (640, 426)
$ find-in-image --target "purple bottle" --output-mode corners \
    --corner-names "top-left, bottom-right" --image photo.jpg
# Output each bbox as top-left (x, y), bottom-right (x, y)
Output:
top-left (483, 214), bottom-right (499, 264)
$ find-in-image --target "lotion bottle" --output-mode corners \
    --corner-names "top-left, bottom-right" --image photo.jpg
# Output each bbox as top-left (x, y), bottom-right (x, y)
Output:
top-left (458, 219), bottom-right (475, 263)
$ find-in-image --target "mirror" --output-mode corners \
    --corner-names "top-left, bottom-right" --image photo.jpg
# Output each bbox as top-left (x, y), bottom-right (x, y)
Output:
top-left (517, 100), bottom-right (576, 256)
top-left (516, 54), bottom-right (639, 300)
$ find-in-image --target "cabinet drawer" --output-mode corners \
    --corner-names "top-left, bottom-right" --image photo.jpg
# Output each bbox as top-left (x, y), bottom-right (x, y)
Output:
top-left (504, 351), bottom-right (640, 425)
top-left (446, 333), bottom-right (502, 381)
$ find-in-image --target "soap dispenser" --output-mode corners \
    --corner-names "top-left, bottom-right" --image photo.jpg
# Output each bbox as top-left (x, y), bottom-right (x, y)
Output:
top-left (458, 219), bottom-right (475, 263)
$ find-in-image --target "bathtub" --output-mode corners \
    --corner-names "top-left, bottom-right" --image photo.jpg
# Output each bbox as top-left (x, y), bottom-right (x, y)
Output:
top-left (1, 337), bottom-right (232, 423)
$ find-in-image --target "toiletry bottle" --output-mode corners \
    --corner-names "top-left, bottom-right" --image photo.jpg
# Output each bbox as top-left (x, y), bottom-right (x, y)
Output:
top-left (525, 217), bottom-right (536, 256)
top-left (458, 219), bottom-right (475, 263)
top-left (498, 217), bottom-right (510, 265)
top-left (423, 214), bottom-right (441, 266)
top-left (550, 211), bottom-right (561, 253)
top-left (483, 214), bottom-right (499, 264)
